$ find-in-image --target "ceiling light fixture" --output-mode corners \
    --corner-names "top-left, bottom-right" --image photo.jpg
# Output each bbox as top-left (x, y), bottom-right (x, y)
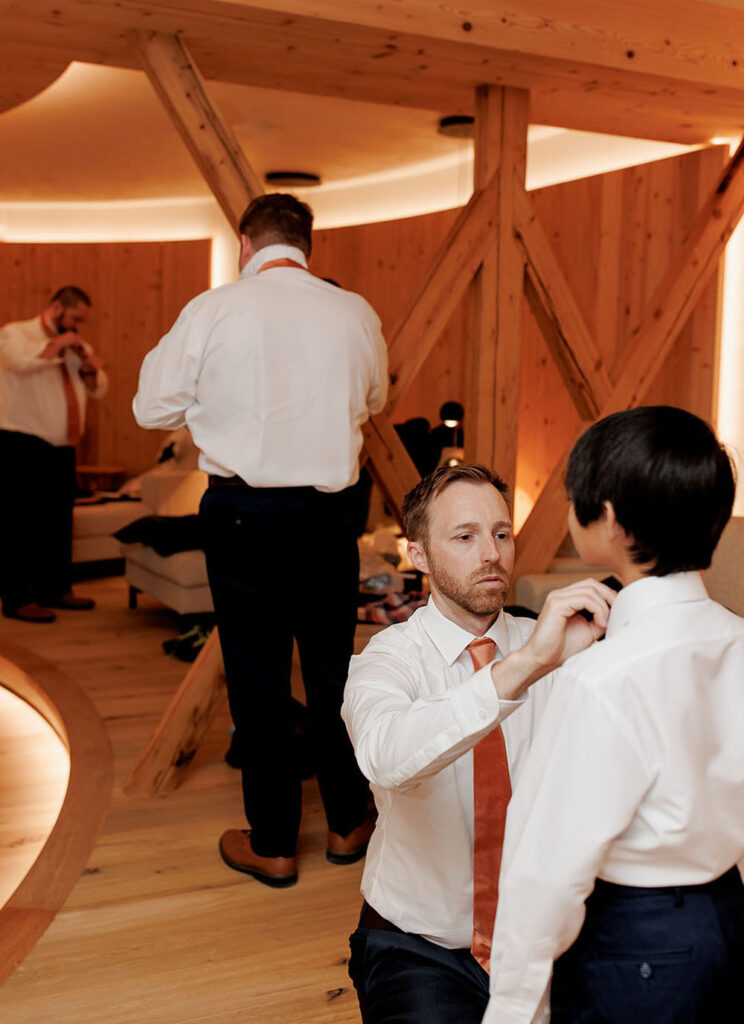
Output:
top-left (437, 115), bottom-right (474, 139)
top-left (264, 171), bottom-right (322, 187)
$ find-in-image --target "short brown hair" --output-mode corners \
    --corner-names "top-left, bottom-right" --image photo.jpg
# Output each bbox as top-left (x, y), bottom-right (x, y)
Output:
top-left (401, 464), bottom-right (509, 545)
top-left (238, 193), bottom-right (313, 256)
top-left (51, 285), bottom-right (91, 309)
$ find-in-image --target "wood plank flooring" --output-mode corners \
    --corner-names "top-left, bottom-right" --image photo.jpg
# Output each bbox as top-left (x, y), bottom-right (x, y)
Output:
top-left (0, 577), bottom-right (377, 1024)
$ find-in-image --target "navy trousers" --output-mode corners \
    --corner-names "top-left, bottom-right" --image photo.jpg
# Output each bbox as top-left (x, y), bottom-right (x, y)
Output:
top-left (0, 429), bottom-right (76, 613)
top-left (551, 867), bottom-right (744, 1023)
top-left (348, 911), bottom-right (489, 1024)
top-left (199, 480), bottom-right (370, 858)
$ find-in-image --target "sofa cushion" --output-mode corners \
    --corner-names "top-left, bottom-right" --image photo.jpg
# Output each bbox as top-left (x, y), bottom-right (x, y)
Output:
top-left (123, 542), bottom-right (209, 588)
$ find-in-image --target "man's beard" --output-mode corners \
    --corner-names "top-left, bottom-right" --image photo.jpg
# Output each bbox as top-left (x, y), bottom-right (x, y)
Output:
top-left (427, 558), bottom-right (511, 620)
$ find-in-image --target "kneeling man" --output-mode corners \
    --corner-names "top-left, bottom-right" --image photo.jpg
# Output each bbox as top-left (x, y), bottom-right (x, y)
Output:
top-left (342, 463), bottom-right (616, 1023)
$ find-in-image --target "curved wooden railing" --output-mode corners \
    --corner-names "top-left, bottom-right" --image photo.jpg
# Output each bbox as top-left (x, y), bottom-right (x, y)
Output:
top-left (0, 640), bottom-right (113, 984)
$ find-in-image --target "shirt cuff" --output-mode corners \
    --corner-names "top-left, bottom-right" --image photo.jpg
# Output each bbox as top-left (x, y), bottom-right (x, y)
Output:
top-left (458, 664), bottom-right (527, 732)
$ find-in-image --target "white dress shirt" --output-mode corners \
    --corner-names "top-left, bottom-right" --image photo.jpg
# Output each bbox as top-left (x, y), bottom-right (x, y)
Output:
top-left (342, 597), bottom-right (555, 949)
top-left (485, 572), bottom-right (744, 1024)
top-left (0, 316), bottom-right (107, 446)
top-left (133, 244), bottom-right (389, 492)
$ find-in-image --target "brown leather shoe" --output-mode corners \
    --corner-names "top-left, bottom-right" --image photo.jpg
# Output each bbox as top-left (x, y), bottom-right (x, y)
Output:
top-left (46, 592), bottom-right (96, 611)
top-left (219, 829), bottom-right (297, 888)
top-left (3, 602), bottom-right (56, 623)
top-left (327, 815), bottom-right (376, 865)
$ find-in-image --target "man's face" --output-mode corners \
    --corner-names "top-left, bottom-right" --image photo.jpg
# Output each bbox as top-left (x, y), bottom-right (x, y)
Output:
top-left (408, 481), bottom-right (515, 629)
top-left (54, 302), bottom-right (89, 333)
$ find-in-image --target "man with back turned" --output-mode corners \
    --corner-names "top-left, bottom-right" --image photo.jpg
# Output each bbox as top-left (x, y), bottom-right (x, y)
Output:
top-left (134, 193), bottom-right (388, 886)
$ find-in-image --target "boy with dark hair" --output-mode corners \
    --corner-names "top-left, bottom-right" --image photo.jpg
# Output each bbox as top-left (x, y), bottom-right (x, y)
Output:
top-left (485, 406), bottom-right (744, 1024)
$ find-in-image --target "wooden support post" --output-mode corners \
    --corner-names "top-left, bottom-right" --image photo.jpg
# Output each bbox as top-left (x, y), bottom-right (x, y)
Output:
top-left (466, 85), bottom-right (529, 491)
top-left (515, 136), bottom-right (744, 577)
top-left (132, 30), bottom-right (264, 231)
top-left (362, 415), bottom-right (421, 524)
top-left (514, 181), bottom-right (612, 419)
top-left (123, 630), bottom-right (226, 797)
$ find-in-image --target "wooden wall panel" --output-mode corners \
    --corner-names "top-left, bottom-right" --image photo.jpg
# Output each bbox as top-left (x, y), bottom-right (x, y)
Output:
top-left (0, 239), bottom-right (211, 476)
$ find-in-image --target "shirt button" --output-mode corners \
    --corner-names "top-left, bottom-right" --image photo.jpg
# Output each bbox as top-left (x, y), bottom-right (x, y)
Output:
top-left (479, 711), bottom-right (487, 721)
top-left (639, 962), bottom-right (653, 979)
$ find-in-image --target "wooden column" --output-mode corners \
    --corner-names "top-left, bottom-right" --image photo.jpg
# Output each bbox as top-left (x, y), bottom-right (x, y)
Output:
top-left (466, 85), bottom-right (529, 489)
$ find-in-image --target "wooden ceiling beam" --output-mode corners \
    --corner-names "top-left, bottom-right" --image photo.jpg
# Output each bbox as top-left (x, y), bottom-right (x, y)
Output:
top-left (3, 2), bottom-right (744, 144)
top-left (515, 135), bottom-right (744, 578)
top-left (133, 30), bottom-right (263, 230)
top-left (239, 0), bottom-right (744, 93)
top-left (514, 182), bottom-right (613, 419)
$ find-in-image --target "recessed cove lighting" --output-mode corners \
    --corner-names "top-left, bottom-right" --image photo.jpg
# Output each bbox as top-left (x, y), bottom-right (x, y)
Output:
top-left (264, 171), bottom-right (322, 187)
top-left (437, 115), bottom-right (474, 139)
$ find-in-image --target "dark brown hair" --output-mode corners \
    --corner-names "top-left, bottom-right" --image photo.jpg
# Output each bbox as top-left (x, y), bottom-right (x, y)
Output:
top-left (238, 193), bottom-right (313, 257)
top-left (401, 464), bottom-right (509, 545)
top-left (51, 285), bottom-right (91, 309)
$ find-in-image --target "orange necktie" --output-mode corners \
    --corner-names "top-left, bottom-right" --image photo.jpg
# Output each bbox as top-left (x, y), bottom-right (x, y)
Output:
top-left (468, 636), bottom-right (511, 971)
top-left (41, 317), bottom-right (82, 446)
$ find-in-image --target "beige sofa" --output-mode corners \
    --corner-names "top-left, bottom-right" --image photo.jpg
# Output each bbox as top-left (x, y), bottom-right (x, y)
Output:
top-left (122, 432), bottom-right (213, 615)
top-left (513, 517), bottom-right (744, 616)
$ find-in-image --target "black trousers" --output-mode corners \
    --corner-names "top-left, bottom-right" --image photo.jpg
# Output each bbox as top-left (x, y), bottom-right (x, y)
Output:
top-left (0, 429), bottom-right (76, 613)
top-left (551, 866), bottom-right (744, 1023)
top-left (348, 909), bottom-right (489, 1024)
top-left (199, 480), bottom-right (370, 858)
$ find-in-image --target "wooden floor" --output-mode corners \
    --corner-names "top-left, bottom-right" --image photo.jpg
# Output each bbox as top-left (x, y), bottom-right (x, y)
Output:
top-left (0, 576), bottom-right (375, 1024)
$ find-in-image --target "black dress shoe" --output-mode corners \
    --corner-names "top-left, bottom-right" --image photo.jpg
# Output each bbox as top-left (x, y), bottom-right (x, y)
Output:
top-left (3, 602), bottom-right (57, 623)
top-left (45, 593), bottom-right (96, 611)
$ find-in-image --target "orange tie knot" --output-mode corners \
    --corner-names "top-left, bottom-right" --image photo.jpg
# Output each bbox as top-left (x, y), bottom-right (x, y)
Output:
top-left (467, 637), bottom-right (496, 671)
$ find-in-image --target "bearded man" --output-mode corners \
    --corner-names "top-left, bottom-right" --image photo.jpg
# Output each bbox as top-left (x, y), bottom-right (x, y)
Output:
top-left (342, 463), bottom-right (616, 1024)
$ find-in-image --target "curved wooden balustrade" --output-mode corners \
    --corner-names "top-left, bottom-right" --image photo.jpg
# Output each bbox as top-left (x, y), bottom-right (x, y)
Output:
top-left (0, 640), bottom-right (113, 985)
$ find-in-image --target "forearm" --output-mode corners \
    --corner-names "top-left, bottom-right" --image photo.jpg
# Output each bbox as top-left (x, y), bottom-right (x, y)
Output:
top-left (343, 666), bottom-right (522, 791)
top-left (133, 319), bottom-right (199, 429)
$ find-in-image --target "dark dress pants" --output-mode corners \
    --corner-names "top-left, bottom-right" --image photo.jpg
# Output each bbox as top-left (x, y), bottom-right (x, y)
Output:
top-left (0, 429), bottom-right (76, 613)
top-left (199, 481), bottom-right (370, 858)
top-left (348, 911), bottom-right (489, 1024)
top-left (551, 866), bottom-right (744, 1023)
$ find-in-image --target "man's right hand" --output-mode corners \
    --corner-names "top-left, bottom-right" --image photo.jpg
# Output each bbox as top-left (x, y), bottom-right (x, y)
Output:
top-left (40, 330), bottom-right (80, 360)
top-left (491, 578), bottom-right (617, 702)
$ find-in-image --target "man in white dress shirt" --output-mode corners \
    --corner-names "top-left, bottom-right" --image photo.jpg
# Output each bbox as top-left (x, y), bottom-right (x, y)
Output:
top-left (342, 463), bottom-right (616, 1023)
top-left (0, 286), bottom-right (107, 622)
top-left (485, 406), bottom-right (744, 1024)
top-left (133, 194), bottom-right (388, 887)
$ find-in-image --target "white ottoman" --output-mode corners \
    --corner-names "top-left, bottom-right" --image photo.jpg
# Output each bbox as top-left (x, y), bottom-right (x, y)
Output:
top-left (123, 542), bottom-right (213, 615)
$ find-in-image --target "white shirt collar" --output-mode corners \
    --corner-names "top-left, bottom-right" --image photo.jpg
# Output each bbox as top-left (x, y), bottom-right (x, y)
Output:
top-left (605, 570), bottom-right (707, 639)
top-left (241, 243), bottom-right (309, 277)
top-left (420, 595), bottom-right (510, 666)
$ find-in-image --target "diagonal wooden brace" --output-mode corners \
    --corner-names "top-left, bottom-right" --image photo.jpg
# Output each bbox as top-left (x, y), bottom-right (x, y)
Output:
top-left (515, 137), bottom-right (744, 578)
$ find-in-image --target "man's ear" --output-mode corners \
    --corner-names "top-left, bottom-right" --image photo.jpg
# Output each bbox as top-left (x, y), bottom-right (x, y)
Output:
top-left (407, 540), bottom-right (430, 575)
top-left (239, 234), bottom-right (255, 269)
